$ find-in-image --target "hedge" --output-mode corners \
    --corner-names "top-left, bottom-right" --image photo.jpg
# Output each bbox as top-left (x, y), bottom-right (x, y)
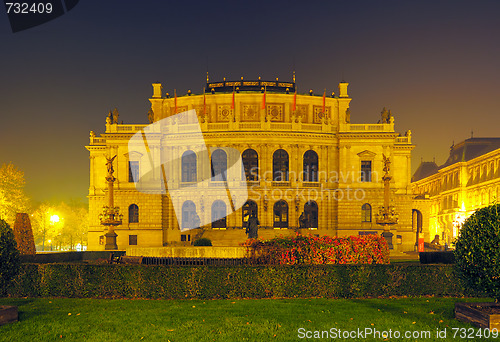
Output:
top-left (245, 234), bottom-right (389, 265)
top-left (1, 263), bottom-right (480, 299)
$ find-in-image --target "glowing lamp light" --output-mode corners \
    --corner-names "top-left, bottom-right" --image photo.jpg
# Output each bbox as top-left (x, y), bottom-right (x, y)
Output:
top-left (50, 214), bottom-right (60, 224)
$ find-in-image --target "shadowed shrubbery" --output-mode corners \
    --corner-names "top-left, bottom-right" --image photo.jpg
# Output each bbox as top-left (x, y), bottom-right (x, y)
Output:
top-left (2, 263), bottom-right (476, 299)
top-left (454, 204), bottom-right (500, 302)
top-left (244, 234), bottom-right (390, 265)
top-left (0, 219), bottom-right (21, 294)
top-left (193, 238), bottom-right (212, 246)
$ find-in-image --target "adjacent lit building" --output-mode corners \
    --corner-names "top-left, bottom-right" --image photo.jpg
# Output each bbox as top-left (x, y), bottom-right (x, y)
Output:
top-left (412, 138), bottom-right (500, 245)
top-left (86, 76), bottom-right (423, 251)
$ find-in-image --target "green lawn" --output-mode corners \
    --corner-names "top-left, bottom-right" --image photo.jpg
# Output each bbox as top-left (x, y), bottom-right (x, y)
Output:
top-left (0, 297), bottom-right (495, 341)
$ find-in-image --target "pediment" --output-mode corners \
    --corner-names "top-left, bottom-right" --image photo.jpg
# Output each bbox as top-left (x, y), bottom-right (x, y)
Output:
top-left (357, 150), bottom-right (376, 158)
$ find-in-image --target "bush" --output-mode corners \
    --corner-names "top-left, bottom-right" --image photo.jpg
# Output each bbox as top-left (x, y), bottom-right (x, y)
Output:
top-left (245, 234), bottom-right (390, 265)
top-left (0, 219), bottom-right (21, 293)
top-left (454, 204), bottom-right (500, 301)
top-left (5, 263), bottom-right (475, 299)
top-left (13, 213), bottom-right (36, 255)
top-left (193, 238), bottom-right (212, 246)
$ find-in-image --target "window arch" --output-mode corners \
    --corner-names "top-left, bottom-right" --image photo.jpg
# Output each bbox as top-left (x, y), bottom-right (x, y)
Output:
top-left (242, 200), bottom-right (258, 227)
top-left (303, 150), bottom-right (319, 182)
top-left (361, 203), bottom-right (371, 222)
top-left (211, 149), bottom-right (228, 181)
top-left (273, 200), bottom-right (289, 228)
top-left (242, 149), bottom-right (259, 181)
top-left (181, 201), bottom-right (199, 230)
top-left (304, 201), bottom-right (318, 228)
top-left (273, 149), bottom-right (289, 181)
top-left (129, 204), bottom-right (139, 223)
top-left (211, 200), bottom-right (227, 228)
top-left (182, 150), bottom-right (197, 182)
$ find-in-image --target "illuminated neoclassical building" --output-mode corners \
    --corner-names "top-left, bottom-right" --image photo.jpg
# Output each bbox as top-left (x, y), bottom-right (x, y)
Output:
top-left (412, 138), bottom-right (500, 245)
top-left (86, 76), bottom-right (423, 251)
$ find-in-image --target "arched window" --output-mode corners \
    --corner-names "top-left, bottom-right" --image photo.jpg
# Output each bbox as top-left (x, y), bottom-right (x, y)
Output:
top-left (129, 204), bottom-right (139, 223)
top-left (182, 150), bottom-right (197, 182)
top-left (361, 203), bottom-right (371, 222)
top-left (273, 149), bottom-right (289, 181)
top-left (242, 200), bottom-right (258, 227)
top-left (303, 150), bottom-right (319, 182)
top-left (242, 149), bottom-right (259, 181)
top-left (181, 201), bottom-right (199, 230)
top-left (304, 201), bottom-right (318, 228)
top-left (273, 200), bottom-right (288, 228)
top-left (211, 200), bottom-right (227, 228)
top-left (211, 149), bottom-right (228, 181)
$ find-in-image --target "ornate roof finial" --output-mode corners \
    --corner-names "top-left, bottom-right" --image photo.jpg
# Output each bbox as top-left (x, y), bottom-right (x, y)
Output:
top-left (206, 72), bottom-right (209, 83)
top-left (292, 70), bottom-right (296, 83)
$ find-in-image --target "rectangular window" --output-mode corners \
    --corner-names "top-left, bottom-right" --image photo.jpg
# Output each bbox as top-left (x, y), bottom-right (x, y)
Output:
top-left (361, 161), bottom-right (372, 182)
top-left (129, 161), bottom-right (139, 183)
top-left (181, 234), bottom-right (191, 242)
top-left (129, 235), bottom-right (137, 245)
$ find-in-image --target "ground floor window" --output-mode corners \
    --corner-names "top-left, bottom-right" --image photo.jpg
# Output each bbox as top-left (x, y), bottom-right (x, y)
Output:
top-left (129, 235), bottom-right (137, 245)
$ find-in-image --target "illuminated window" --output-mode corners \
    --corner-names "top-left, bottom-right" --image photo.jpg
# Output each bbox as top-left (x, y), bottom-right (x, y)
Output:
top-left (242, 149), bottom-right (259, 181)
top-left (182, 201), bottom-right (199, 229)
top-left (273, 149), bottom-right (289, 181)
top-left (303, 150), bottom-right (319, 182)
top-left (211, 149), bottom-right (227, 181)
top-left (182, 150), bottom-right (197, 182)
top-left (361, 161), bottom-right (372, 182)
top-left (211, 200), bottom-right (227, 228)
top-left (128, 161), bottom-right (139, 183)
top-left (242, 200), bottom-right (258, 226)
top-left (128, 204), bottom-right (139, 223)
top-left (361, 203), bottom-right (371, 222)
top-left (273, 200), bottom-right (288, 228)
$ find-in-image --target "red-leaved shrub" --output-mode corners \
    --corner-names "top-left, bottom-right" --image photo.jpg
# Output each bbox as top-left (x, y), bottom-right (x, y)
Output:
top-left (244, 234), bottom-right (390, 265)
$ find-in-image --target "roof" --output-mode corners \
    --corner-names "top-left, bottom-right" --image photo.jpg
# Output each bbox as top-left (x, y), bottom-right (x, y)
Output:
top-left (439, 138), bottom-right (500, 169)
top-left (412, 138), bottom-right (500, 182)
top-left (412, 161), bottom-right (439, 182)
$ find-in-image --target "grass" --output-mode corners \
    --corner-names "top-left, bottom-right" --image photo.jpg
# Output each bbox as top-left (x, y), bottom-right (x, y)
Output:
top-left (0, 297), bottom-right (495, 341)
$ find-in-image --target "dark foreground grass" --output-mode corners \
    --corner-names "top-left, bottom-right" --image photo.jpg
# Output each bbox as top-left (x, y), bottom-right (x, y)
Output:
top-left (0, 297), bottom-right (494, 341)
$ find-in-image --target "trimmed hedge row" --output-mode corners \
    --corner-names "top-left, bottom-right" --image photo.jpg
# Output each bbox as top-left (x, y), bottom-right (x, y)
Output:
top-left (246, 234), bottom-right (389, 265)
top-left (2, 263), bottom-right (480, 299)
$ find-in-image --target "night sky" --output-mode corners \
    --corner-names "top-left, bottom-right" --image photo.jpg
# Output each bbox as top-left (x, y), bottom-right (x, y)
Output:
top-left (1, 0), bottom-right (499, 204)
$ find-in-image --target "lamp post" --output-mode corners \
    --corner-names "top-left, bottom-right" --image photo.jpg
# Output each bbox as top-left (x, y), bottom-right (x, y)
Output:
top-left (99, 155), bottom-right (123, 250)
top-left (376, 154), bottom-right (399, 249)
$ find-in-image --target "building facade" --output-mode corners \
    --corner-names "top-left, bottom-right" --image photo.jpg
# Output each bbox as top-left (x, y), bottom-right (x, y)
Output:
top-left (87, 77), bottom-right (421, 251)
top-left (412, 138), bottom-right (500, 245)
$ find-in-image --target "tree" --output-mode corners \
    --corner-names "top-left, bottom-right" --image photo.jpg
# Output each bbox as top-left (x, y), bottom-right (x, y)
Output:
top-left (0, 163), bottom-right (30, 225)
top-left (454, 204), bottom-right (500, 302)
top-left (13, 213), bottom-right (36, 255)
top-left (31, 203), bottom-right (59, 251)
top-left (0, 219), bottom-right (21, 294)
top-left (31, 202), bottom-right (88, 251)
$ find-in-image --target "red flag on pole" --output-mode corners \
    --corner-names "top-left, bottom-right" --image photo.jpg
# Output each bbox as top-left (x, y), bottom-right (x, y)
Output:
top-left (292, 88), bottom-right (297, 112)
top-left (261, 86), bottom-right (266, 110)
top-left (231, 86), bottom-right (235, 110)
top-left (322, 89), bottom-right (326, 114)
top-left (174, 89), bottom-right (178, 114)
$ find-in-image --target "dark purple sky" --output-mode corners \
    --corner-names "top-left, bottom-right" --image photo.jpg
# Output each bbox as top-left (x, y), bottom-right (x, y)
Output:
top-left (1, 0), bottom-right (499, 204)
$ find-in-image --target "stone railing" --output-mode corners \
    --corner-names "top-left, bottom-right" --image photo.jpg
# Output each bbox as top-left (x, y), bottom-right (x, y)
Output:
top-left (339, 123), bottom-right (394, 132)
